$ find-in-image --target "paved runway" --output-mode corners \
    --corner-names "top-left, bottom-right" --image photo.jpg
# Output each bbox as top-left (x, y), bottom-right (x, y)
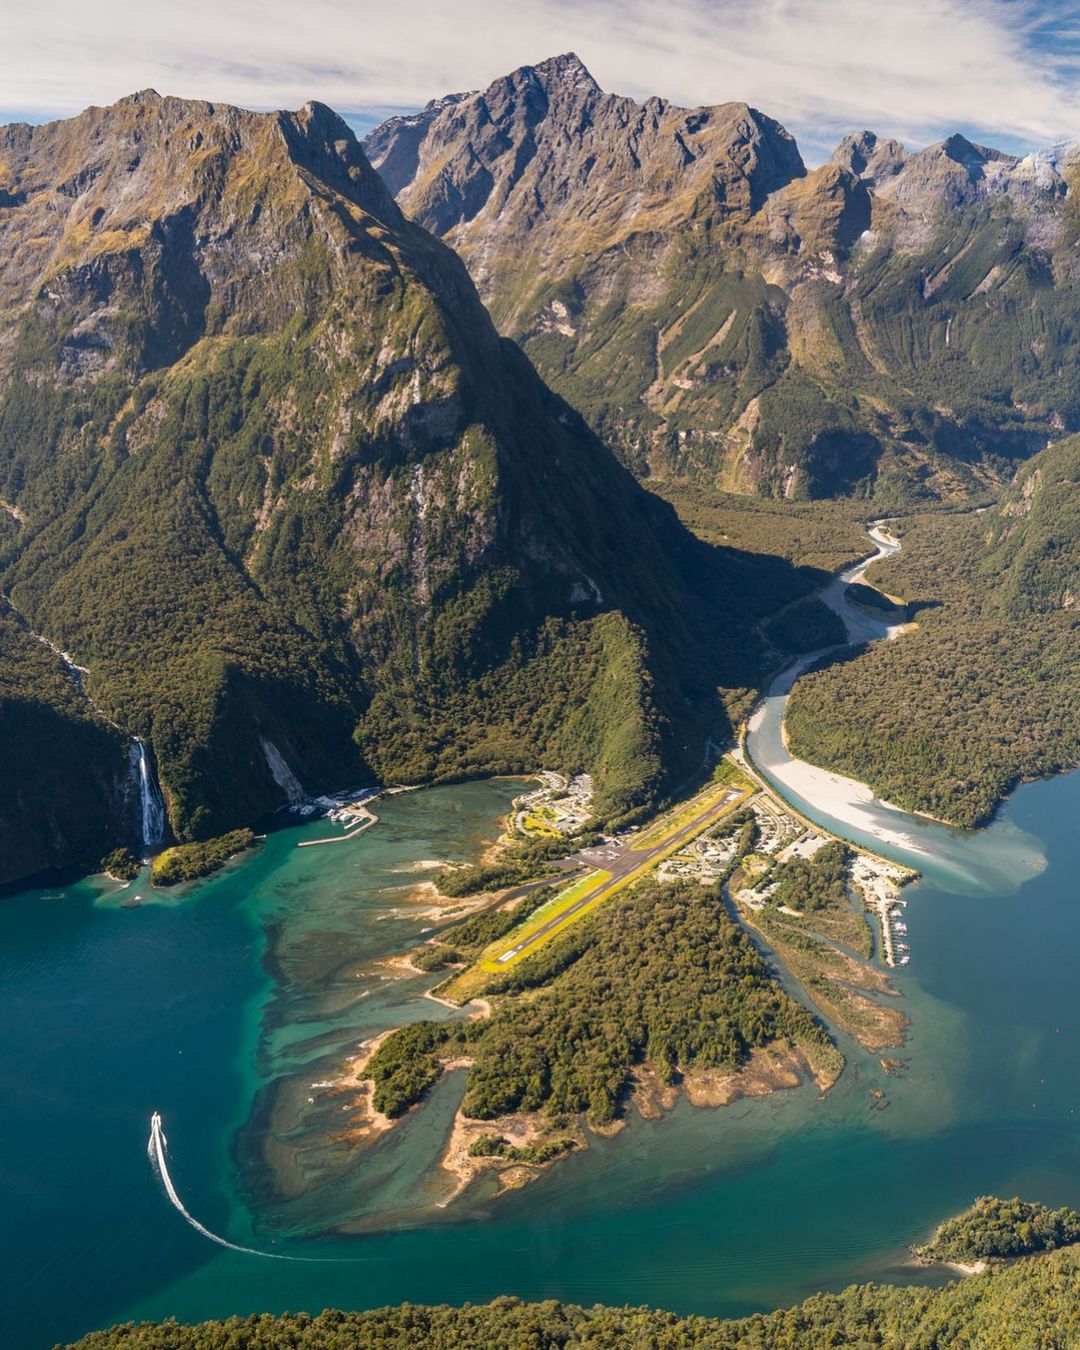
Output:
top-left (493, 786), bottom-right (748, 965)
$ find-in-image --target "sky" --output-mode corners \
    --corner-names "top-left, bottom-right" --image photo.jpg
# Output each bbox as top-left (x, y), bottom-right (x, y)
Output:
top-left (3, 0), bottom-right (1080, 160)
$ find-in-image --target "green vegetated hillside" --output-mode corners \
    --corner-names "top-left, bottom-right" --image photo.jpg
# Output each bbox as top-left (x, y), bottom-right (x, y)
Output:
top-left (0, 93), bottom-right (823, 884)
top-left (787, 436), bottom-right (1080, 825)
top-left (63, 1244), bottom-right (1080, 1348)
top-left (367, 56), bottom-right (1080, 502)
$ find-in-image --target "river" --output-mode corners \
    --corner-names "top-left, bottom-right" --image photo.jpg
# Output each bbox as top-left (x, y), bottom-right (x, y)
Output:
top-left (745, 524), bottom-right (1046, 896)
top-left (2, 540), bottom-right (1079, 1346)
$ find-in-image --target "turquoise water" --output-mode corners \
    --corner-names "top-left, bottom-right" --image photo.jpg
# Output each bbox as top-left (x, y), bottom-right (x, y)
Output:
top-left (4, 769), bottom-right (1080, 1348)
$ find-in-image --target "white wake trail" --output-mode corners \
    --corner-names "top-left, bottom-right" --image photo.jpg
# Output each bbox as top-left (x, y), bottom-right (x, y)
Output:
top-left (149, 1111), bottom-right (292, 1258)
top-left (145, 1110), bottom-right (370, 1263)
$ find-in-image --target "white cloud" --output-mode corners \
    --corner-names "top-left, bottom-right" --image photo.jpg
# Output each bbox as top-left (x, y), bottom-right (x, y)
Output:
top-left (2, 0), bottom-right (1080, 157)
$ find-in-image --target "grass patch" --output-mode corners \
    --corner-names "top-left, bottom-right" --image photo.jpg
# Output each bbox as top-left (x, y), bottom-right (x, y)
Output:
top-left (631, 778), bottom-right (753, 850)
top-left (477, 871), bottom-right (611, 969)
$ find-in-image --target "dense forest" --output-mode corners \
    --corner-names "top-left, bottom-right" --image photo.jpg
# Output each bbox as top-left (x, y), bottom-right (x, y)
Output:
top-left (787, 437), bottom-right (1080, 826)
top-left (150, 829), bottom-right (257, 886)
top-left (368, 879), bottom-right (837, 1127)
top-left (762, 596), bottom-right (847, 656)
top-left (65, 1243), bottom-right (1080, 1347)
top-left (772, 840), bottom-right (853, 915)
top-left (652, 483), bottom-right (872, 574)
top-left (915, 1196), bottom-right (1080, 1264)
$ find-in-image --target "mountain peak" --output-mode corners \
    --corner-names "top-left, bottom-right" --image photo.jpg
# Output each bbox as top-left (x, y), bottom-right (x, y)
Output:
top-left (293, 99), bottom-right (355, 139)
top-left (280, 99), bottom-right (400, 224)
top-left (364, 55), bottom-right (804, 247)
top-left (938, 131), bottom-right (1011, 168)
top-left (831, 129), bottom-right (906, 184)
top-left (529, 51), bottom-right (600, 89)
top-left (483, 52), bottom-right (603, 113)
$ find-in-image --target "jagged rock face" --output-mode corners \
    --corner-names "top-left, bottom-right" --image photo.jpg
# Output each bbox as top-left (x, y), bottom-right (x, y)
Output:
top-left (874, 135), bottom-right (1020, 210)
top-left (367, 52), bottom-right (805, 304)
top-left (0, 95), bottom-right (401, 362)
top-left (836, 129), bottom-right (1071, 210)
top-left (765, 163), bottom-right (871, 258)
top-left (0, 90), bottom-right (738, 879)
top-left (368, 56), bottom-right (1080, 501)
top-left (831, 130), bottom-right (907, 187)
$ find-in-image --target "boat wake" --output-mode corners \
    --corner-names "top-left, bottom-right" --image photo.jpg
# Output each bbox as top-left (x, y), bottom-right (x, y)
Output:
top-left (148, 1111), bottom-right (293, 1258)
top-left (148, 1112), bottom-right (359, 1262)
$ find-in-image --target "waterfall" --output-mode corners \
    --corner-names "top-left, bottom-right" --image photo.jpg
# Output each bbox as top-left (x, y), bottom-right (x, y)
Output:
top-left (260, 738), bottom-right (306, 806)
top-left (2, 594), bottom-right (169, 853)
top-left (134, 739), bottom-right (166, 850)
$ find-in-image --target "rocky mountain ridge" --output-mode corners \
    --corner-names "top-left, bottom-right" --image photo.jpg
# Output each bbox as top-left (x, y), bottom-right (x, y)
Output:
top-left (367, 54), bottom-right (805, 271)
top-left (367, 55), bottom-right (1080, 501)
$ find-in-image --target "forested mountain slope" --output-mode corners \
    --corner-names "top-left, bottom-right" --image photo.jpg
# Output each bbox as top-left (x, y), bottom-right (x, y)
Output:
top-left (367, 55), bottom-right (1080, 502)
top-left (787, 436), bottom-right (1080, 825)
top-left (0, 92), bottom-right (810, 884)
top-left (0, 595), bottom-right (131, 880)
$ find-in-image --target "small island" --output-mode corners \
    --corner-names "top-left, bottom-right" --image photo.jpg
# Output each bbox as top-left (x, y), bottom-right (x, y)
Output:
top-left (150, 829), bottom-right (258, 886)
top-left (100, 847), bottom-right (140, 882)
top-left (914, 1195), bottom-right (1080, 1271)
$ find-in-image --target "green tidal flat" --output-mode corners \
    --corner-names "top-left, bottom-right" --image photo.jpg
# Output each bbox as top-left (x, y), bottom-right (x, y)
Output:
top-left (4, 772), bottom-right (1080, 1349)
